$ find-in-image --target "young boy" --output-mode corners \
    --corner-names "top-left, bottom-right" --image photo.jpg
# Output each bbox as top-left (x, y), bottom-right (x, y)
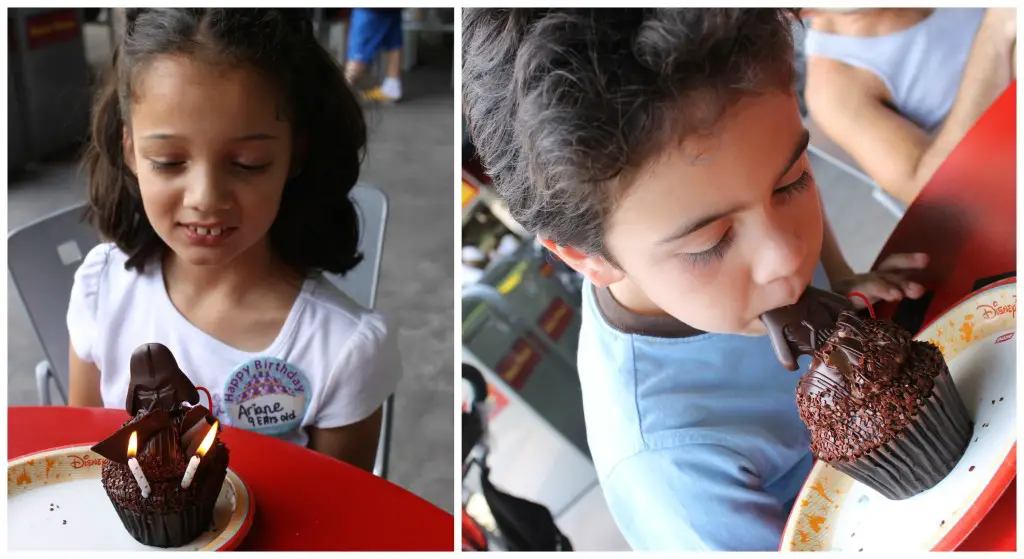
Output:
top-left (463, 9), bottom-right (928, 551)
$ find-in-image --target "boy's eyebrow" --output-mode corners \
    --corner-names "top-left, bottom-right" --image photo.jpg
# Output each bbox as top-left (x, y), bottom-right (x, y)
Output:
top-left (141, 133), bottom-right (277, 141)
top-left (657, 128), bottom-right (811, 245)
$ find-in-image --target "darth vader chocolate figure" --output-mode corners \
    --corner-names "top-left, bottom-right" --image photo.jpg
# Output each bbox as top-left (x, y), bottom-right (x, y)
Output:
top-left (91, 343), bottom-right (215, 465)
top-left (126, 343), bottom-right (200, 415)
top-left (760, 286), bottom-right (853, 371)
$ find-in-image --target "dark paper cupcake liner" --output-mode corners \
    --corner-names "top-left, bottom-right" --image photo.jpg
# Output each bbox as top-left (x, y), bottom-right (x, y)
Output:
top-left (831, 364), bottom-right (973, 500)
top-left (111, 498), bottom-right (216, 548)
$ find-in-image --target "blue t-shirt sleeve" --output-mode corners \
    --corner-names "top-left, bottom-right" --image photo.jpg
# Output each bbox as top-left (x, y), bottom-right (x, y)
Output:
top-left (603, 443), bottom-right (787, 551)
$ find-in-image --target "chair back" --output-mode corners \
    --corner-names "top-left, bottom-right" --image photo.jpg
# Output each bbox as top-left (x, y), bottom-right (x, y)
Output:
top-left (325, 183), bottom-right (388, 309)
top-left (8, 203), bottom-right (100, 396)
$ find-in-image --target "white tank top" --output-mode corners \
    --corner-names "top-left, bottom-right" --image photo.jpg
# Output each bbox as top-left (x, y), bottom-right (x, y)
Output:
top-left (805, 8), bottom-right (986, 131)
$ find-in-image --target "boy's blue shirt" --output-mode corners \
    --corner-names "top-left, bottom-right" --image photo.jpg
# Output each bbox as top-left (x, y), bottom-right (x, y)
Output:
top-left (577, 265), bottom-right (831, 551)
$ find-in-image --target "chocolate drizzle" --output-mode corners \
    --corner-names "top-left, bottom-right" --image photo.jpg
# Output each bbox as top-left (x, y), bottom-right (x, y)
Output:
top-left (797, 313), bottom-right (942, 462)
top-left (761, 286), bottom-right (853, 371)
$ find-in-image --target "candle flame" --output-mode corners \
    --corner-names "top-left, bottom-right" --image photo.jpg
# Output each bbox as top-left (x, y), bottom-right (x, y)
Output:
top-left (197, 421), bottom-right (219, 457)
top-left (128, 431), bottom-right (138, 458)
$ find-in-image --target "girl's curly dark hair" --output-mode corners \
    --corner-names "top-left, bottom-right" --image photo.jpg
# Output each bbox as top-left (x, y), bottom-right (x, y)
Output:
top-left (84, 8), bottom-right (366, 275)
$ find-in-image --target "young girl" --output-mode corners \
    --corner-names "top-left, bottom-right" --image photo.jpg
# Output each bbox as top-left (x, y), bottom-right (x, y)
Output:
top-left (68, 8), bottom-right (401, 472)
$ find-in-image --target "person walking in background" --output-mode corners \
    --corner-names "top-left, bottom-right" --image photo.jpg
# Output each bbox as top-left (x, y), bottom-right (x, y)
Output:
top-left (346, 8), bottom-right (405, 103)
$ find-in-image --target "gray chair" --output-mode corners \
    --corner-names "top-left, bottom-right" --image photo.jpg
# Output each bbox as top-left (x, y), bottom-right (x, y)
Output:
top-left (804, 117), bottom-right (907, 219)
top-left (8, 183), bottom-right (396, 479)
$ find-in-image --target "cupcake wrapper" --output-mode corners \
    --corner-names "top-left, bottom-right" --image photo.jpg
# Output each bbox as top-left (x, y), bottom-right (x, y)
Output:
top-left (111, 498), bottom-right (216, 548)
top-left (831, 367), bottom-right (973, 500)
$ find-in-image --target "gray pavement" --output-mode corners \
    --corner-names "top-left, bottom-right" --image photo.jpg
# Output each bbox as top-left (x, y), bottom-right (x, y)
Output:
top-left (8, 22), bottom-right (454, 514)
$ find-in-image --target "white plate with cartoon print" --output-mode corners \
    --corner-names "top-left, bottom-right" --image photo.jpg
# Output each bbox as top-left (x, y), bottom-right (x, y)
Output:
top-left (780, 279), bottom-right (1016, 552)
top-left (8, 444), bottom-right (254, 551)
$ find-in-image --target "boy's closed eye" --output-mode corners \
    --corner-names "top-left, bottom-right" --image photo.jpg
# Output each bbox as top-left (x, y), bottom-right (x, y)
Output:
top-left (679, 168), bottom-right (813, 267)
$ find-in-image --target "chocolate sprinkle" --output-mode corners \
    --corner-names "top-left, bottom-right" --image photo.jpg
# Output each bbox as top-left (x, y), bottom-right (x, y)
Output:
top-left (796, 313), bottom-right (932, 461)
top-left (999, 397), bottom-right (1004, 402)
top-left (969, 466), bottom-right (975, 472)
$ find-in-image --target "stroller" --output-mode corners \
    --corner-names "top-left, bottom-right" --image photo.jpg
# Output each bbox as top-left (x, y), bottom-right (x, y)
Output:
top-left (461, 363), bottom-right (573, 552)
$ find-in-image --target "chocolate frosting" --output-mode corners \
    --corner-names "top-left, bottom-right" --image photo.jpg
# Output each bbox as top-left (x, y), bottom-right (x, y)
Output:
top-left (760, 286), bottom-right (853, 371)
top-left (126, 343), bottom-right (200, 415)
top-left (796, 313), bottom-right (939, 462)
top-left (797, 312), bottom-right (910, 400)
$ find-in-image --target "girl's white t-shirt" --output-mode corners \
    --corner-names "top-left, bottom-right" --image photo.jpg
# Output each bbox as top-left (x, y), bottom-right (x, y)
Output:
top-left (66, 243), bottom-right (402, 448)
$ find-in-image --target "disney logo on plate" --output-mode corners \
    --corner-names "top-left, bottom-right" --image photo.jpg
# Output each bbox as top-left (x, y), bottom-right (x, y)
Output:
top-left (977, 296), bottom-right (1016, 320)
top-left (69, 454), bottom-right (105, 469)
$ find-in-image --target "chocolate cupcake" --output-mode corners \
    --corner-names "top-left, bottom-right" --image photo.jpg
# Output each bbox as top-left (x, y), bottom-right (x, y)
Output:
top-left (795, 311), bottom-right (972, 500)
top-left (91, 343), bottom-right (230, 547)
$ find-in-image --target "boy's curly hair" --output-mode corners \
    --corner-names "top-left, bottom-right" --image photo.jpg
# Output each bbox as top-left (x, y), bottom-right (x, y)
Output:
top-left (463, 9), bottom-right (799, 261)
top-left (84, 8), bottom-right (365, 275)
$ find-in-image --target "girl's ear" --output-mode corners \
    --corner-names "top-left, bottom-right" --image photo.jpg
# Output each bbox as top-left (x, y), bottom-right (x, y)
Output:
top-left (122, 126), bottom-right (137, 175)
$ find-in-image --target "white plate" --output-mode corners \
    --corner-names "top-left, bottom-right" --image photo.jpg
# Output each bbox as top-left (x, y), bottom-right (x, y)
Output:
top-left (781, 279), bottom-right (1016, 551)
top-left (8, 444), bottom-right (253, 551)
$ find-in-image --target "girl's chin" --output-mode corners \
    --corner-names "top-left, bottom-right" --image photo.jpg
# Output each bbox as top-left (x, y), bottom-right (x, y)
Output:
top-left (167, 242), bottom-right (238, 267)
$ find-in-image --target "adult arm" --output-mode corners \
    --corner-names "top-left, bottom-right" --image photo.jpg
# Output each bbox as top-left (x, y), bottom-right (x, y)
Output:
top-left (806, 8), bottom-right (1016, 205)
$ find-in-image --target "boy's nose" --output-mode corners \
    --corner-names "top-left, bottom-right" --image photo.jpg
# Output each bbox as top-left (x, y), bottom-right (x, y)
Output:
top-left (751, 223), bottom-right (806, 287)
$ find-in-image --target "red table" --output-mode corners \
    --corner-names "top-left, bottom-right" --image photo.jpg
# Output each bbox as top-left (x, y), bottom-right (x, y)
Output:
top-left (8, 407), bottom-right (454, 551)
top-left (872, 82), bottom-right (1016, 551)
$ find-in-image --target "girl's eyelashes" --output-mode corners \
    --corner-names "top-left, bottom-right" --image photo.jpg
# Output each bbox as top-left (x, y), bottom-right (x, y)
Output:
top-left (234, 162), bottom-right (271, 173)
top-left (149, 160), bottom-right (184, 173)
top-left (683, 228), bottom-right (735, 268)
top-left (146, 160), bottom-right (272, 174)
top-left (774, 169), bottom-right (812, 199)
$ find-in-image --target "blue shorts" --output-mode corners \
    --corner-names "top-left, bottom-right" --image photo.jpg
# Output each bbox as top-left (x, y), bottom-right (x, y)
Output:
top-left (347, 8), bottom-right (403, 64)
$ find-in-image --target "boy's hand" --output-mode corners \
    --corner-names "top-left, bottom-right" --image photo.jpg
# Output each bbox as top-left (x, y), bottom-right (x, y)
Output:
top-left (832, 253), bottom-right (929, 308)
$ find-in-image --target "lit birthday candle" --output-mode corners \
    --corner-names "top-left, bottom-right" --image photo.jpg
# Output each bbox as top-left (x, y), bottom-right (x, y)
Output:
top-left (126, 431), bottom-right (151, 499)
top-left (180, 421), bottom-right (218, 490)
